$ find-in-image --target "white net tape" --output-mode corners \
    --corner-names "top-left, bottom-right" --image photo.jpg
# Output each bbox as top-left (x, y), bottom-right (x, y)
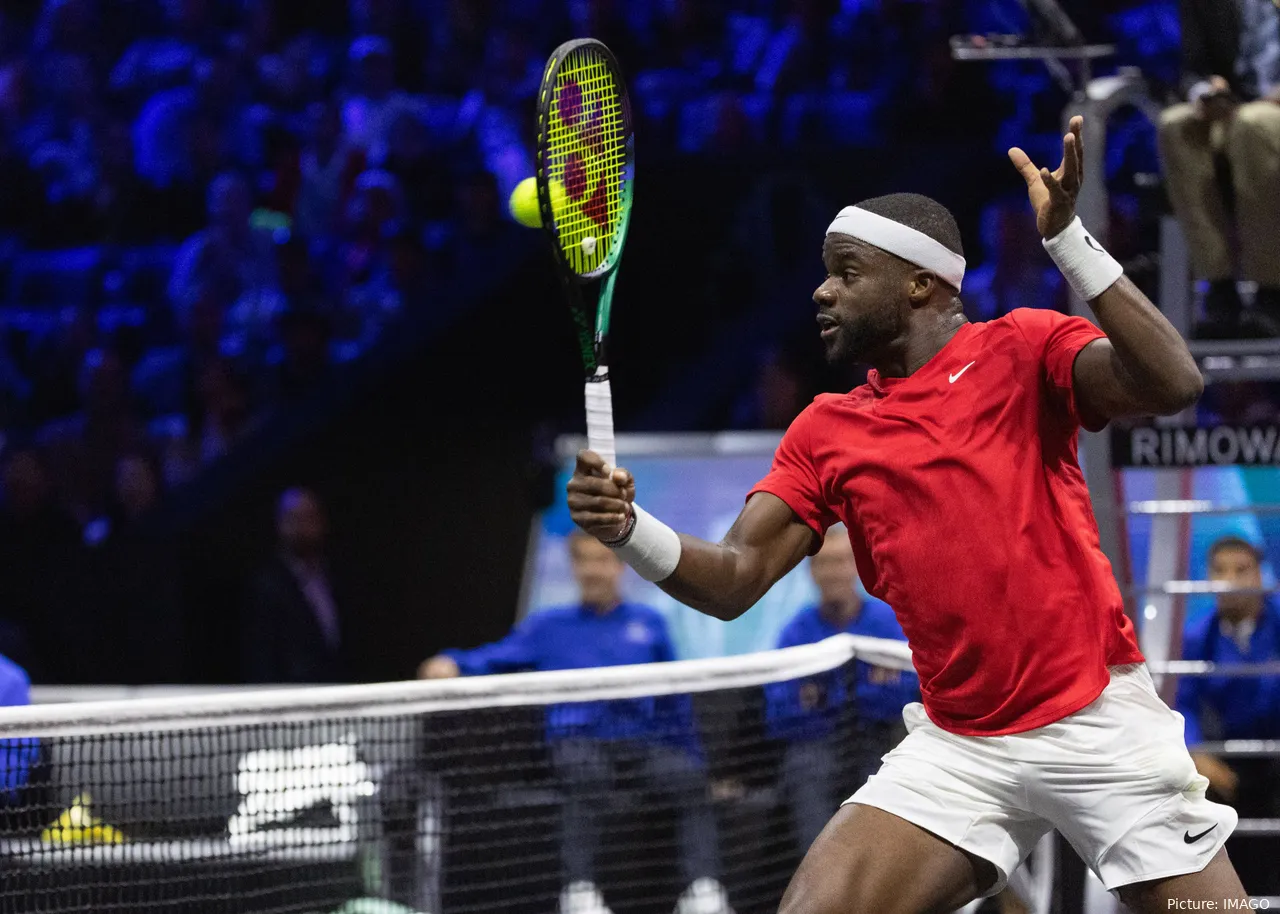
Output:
top-left (0, 634), bottom-right (912, 737)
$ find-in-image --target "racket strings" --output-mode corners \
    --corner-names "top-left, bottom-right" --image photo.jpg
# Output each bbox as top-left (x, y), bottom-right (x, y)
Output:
top-left (544, 47), bottom-right (628, 276)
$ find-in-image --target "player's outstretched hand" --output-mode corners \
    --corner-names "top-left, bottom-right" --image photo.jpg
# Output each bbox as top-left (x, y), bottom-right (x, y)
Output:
top-left (568, 449), bottom-right (635, 542)
top-left (1008, 114), bottom-right (1084, 240)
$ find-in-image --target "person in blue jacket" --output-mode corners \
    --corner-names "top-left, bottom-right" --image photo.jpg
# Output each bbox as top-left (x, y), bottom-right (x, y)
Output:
top-left (420, 531), bottom-right (731, 914)
top-left (1176, 535), bottom-right (1280, 893)
top-left (766, 526), bottom-right (918, 853)
top-left (0, 652), bottom-right (38, 800)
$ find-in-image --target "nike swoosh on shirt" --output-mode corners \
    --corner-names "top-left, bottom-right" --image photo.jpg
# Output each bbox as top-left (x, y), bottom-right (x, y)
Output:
top-left (1183, 825), bottom-right (1217, 844)
top-left (949, 361), bottom-right (976, 384)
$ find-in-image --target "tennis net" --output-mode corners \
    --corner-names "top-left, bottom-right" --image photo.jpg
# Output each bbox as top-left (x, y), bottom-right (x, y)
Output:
top-left (0, 634), bottom-right (913, 914)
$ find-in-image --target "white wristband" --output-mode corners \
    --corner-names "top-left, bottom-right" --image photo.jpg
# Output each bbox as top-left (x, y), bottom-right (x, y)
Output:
top-left (610, 503), bottom-right (682, 583)
top-left (1042, 216), bottom-right (1123, 302)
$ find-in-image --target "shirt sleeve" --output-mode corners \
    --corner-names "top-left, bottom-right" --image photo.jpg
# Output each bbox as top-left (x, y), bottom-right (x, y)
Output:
top-left (748, 404), bottom-right (839, 543)
top-left (1007, 308), bottom-right (1108, 432)
top-left (445, 616), bottom-right (543, 675)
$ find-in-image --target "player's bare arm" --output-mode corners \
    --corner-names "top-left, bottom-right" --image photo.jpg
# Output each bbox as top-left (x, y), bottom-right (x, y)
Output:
top-left (567, 450), bottom-right (815, 620)
top-left (1009, 115), bottom-right (1204, 422)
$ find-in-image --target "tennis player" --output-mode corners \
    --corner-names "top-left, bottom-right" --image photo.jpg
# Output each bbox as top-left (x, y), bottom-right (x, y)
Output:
top-left (567, 116), bottom-right (1249, 913)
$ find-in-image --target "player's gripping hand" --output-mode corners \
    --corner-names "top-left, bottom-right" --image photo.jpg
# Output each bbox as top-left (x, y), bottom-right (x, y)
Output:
top-left (567, 449), bottom-right (635, 542)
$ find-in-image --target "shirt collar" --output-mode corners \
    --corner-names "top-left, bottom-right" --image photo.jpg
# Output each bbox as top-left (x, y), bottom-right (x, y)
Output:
top-left (865, 322), bottom-right (972, 397)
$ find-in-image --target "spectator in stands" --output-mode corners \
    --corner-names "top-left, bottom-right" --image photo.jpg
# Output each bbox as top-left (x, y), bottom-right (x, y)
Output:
top-left (332, 168), bottom-right (403, 299)
top-left (132, 280), bottom-right (228, 419)
top-left (765, 527), bottom-right (917, 853)
top-left (110, 0), bottom-right (216, 104)
top-left (157, 354), bottom-right (259, 486)
top-left (242, 487), bottom-right (346, 683)
top-left (85, 452), bottom-right (184, 683)
top-left (1157, 0), bottom-right (1280, 338)
top-left (341, 35), bottom-right (407, 160)
top-left (24, 52), bottom-right (99, 227)
top-left (344, 227), bottom-right (428, 346)
top-left (419, 531), bottom-right (733, 914)
top-left (84, 450), bottom-right (163, 543)
top-left (130, 82), bottom-right (213, 237)
top-left (169, 171), bottom-right (280, 348)
top-left (38, 347), bottom-right (147, 523)
top-left (295, 99), bottom-right (365, 240)
top-left (1178, 535), bottom-right (1280, 893)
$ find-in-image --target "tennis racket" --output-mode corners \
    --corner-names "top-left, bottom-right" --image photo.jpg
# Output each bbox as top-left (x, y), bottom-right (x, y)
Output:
top-left (534, 38), bottom-right (635, 472)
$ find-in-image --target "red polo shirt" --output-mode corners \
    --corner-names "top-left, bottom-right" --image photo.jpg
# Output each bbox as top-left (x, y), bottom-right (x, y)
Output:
top-left (750, 308), bottom-right (1143, 736)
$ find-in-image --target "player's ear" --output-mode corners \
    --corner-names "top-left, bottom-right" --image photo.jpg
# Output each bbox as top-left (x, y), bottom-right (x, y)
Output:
top-left (907, 270), bottom-right (935, 307)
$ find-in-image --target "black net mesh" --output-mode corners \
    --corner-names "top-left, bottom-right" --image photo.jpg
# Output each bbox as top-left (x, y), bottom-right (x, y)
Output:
top-left (0, 645), bottom-right (914, 914)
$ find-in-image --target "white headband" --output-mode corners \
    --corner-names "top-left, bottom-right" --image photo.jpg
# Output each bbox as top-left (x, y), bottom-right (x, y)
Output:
top-left (826, 206), bottom-right (966, 292)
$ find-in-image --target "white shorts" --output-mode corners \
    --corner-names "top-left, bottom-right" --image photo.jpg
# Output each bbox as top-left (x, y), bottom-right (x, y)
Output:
top-left (847, 664), bottom-right (1237, 896)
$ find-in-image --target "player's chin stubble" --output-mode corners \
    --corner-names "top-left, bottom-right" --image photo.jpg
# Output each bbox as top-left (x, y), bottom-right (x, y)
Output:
top-left (828, 307), bottom-right (898, 366)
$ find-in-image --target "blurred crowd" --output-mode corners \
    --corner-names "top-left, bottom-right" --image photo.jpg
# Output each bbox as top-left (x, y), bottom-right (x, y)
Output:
top-left (0, 0), bottom-right (544, 533)
top-left (0, 0), bottom-right (1268, 684)
top-left (0, 0), bottom-right (1186, 519)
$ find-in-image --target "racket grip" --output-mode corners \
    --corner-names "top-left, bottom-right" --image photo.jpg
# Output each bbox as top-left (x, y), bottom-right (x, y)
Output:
top-left (585, 368), bottom-right (616, 472)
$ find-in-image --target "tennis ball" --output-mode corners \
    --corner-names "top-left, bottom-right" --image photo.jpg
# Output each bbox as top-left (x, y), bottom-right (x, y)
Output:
top-left (508, 177), bottom-right (567, 229)
top-left (509, 177), bottom-right (542, 228)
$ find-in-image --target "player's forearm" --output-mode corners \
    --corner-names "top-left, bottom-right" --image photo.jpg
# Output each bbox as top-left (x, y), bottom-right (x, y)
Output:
top-left (606, 494), bottom-right (813, 621)
top-left (1042, 216), bottom-right (1202, 415)
top-left (653, 535), bottom-right (770, 621)
top-left (1089, 276), bottom-right (1203, 414)
top-left (570, 457), bottom-right (812, 619)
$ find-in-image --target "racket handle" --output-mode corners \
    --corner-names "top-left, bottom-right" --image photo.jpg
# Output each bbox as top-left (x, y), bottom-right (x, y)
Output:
top-left (585, 367), bottom-right (616, 472)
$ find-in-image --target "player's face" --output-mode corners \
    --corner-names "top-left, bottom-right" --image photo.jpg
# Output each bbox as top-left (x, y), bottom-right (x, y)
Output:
top-left (1209, 545), bottom-right (1263, 621)
top-left (570, 535), bottom-right (625, 608)
top-left (814, 236), bottom-right (908, 366)
top-left (809, 532), bottom-right (858, 607)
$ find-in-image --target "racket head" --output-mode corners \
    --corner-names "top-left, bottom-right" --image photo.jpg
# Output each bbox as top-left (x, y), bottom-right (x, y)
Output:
top-left (535, 39), bottom-right (635, 284)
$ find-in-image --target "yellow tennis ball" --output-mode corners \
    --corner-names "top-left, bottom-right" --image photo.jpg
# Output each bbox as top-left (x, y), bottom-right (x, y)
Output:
top-left (509, 177), bottom-right (568, 229)
top-left (509, 177), bottom-right (542, 228)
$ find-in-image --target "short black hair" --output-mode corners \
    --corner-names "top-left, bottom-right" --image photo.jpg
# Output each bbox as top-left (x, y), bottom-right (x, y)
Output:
top-left (1208, 535), bottom-right (1262, 566)
top-left (854, 193), bottom-right (964, 260)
